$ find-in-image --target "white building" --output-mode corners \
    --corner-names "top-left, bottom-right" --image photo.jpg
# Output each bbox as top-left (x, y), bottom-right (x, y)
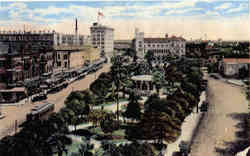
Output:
top-left (219, 58), bottom-right (250, 77)
top-left (133, 28), bottom-right (186, 59)
top-left (90, 22), bottom-right (114, 56)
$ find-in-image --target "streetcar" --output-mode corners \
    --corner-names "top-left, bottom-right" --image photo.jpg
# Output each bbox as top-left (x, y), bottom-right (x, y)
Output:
top-left (26, 101), bottom-right (55, 121)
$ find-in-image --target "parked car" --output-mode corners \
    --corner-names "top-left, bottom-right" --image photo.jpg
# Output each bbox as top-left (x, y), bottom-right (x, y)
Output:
top-left (210, 74), bottom-right (219, 79)
top-left (32, 94), bottom-right (47, 102)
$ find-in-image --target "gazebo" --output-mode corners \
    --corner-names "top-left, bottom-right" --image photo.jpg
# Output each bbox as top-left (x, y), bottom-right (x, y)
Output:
top-left (131, 75), bottom-right (156, 96)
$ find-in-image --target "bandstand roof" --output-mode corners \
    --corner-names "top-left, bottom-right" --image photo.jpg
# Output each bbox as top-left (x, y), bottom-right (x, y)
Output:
top-left (131, 75), bottom-right (152, 81)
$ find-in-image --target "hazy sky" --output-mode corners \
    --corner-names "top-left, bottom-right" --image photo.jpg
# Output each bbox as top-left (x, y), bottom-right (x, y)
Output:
top-left (0, 0), bottom-right (249, 41)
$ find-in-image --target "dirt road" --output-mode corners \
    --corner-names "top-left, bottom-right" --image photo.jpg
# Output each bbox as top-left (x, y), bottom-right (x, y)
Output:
top-left (190, 78), bottom-right (248, 156)
top-left (0, 63), bottom-right (111, 138)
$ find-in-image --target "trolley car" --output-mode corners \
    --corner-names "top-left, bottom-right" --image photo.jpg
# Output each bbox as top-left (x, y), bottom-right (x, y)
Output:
top-left (26, 101), bottom-right (55, 121)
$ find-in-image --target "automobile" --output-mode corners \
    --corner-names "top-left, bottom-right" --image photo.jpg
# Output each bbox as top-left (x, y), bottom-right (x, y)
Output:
top-left (210, 74), bottom-right (219, 79)
top-left (32, 94), bottom-right (47, 102)
top-left (0, 114), bottom-right (5, 119)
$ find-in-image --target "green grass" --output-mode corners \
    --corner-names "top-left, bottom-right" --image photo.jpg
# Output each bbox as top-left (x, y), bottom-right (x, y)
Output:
top-left (99, 98), bottom-right (128, 107)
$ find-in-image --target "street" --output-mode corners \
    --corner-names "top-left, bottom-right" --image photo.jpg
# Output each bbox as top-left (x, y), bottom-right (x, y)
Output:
top-left (0, 63), bottom-right (111, 138)
top-left (190, 77), bottom-right (248, 156)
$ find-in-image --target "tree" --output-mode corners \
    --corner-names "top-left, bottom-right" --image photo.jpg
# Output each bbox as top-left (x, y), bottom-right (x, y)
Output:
top-left (123, 93), bottom-right (141, 122)
top-left (65, 91), bottom-right (90, 130)
top-left (81, 89), bottom-right (96, 109)
top-left (239, 66), bottom-right (249, 79)
top-left (71, 137), bottom-right (94, 156)
top-left (65, 91), bottom-right (84, 104)
top-left (60, 107), bottom-right (76, 127)
top-left (90, 72), bottom-right (113, 101)
top-left (138, 111), bottom-right (181, 143)
top-left (144, 51), bottom-right (154, 68)
top-left (98, 141), bottom-right (156, 156)
top-left (48, 113), bottom-right (68, 134)
top-left (100, 114), bottom-right (119, 136)
top-left (144, 94), bottom-right (160, 112)
top-left (152, 70), bottom-right (165, 95)
top-left (110, 55), bottom-right (128, 121)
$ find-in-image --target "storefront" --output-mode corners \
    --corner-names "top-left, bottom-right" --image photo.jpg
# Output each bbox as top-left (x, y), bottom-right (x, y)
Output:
top-left (0, 87), bottom-right (27, 103)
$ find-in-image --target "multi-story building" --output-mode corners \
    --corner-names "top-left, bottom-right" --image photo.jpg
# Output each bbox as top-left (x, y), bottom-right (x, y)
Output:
top-left (114, 40), bottom-right (132, 51)
top-left (0, 44), bottom-right (54, 87)
top-left (90, 22), bottom-right (114, 57)
top-left (219, 58), bottom-right (250, 77)
top-left (54, 45), bottom-right (100, 72)
top-left (133, 28), bottom-right (186, 60)
top-left (0, 19), bottom-right (90, 48)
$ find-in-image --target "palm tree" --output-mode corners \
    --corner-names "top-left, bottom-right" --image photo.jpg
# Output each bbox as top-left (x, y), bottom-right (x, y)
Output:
top-left (152, 70), bottom-right (165, 95)
top-left (110, 55), bottom-right (127, 121)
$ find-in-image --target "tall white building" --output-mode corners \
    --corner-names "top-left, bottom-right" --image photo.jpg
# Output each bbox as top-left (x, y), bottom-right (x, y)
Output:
top-left (133, 28), bottom-right (186, 59)
top-left (90, 22), bottom-right (114, 56)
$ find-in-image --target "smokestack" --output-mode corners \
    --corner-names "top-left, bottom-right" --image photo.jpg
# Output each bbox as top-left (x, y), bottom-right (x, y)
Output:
top-left (75, 18), bottom-right (79, 46)
top-left (75, 18), bottom-right (78, 32)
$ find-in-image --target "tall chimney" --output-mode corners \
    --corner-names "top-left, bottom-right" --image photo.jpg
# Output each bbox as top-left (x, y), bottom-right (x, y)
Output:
top-left (75, 18), bottom-right (78, 33)
top-left (75, 18), bottom-right (79, 46)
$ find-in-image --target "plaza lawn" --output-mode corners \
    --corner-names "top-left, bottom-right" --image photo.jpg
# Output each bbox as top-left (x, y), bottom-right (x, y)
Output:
top-left (88, 126), bottom-right (126, 139)
top-left (98, 98), bottom-right (128, 107)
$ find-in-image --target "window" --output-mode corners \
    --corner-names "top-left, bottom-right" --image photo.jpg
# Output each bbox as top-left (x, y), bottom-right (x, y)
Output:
top-left (58, 54), bottom-right (60, 59)
top-left (64, 62), bottom-right (67, 68)
top-left (57, 61), bottom-right (61, 67)
top-left (64, 55), bottom-right (67, 60)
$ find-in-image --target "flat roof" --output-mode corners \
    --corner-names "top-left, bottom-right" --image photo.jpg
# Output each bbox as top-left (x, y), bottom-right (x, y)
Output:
top-left (131, 75), bottom-right (152, 81)
top-left (54, 45), bottom-right (93, 51)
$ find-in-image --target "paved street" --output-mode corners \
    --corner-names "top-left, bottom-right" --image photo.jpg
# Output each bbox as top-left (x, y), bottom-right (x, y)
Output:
top-left (0, 63), bottom-right (111, 138)
top-left (190, 77), bottom-right (248, 156)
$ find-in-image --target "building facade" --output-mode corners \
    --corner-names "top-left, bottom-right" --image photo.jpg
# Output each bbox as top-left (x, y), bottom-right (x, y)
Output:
top-left (90, 22), bottom-right (114, 56)
top-left (0, 19), bottom-right (90, 48)
top-left (114, 40), bottom-right (132, 50)
top-left (219, 58), bottom-right (250, 77)
top-left (54, 45), bottom-right (100, 71)
top-left (0, 44), bottom-right (54, 88)
top-left (133, 28), bottom-right (186, 59)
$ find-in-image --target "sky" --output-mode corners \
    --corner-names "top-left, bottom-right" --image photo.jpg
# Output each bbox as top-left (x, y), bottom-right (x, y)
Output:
top-left (0, 0), bottom-right (249, 41)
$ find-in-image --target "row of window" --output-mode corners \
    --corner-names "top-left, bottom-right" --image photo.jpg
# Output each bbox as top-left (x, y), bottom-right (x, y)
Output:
top-left (92, 42), bottom-right (105, 45)
top-left (139, 43), bottom-right (185, 48)
top-left (57, 61), bottom-right (68, 68)
top-left (57, 54), bottom-right (68, 60)
top-left (0, 35), bottom-right (53, 41)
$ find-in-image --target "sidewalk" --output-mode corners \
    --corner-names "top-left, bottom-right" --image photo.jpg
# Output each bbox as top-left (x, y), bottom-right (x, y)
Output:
top-left (164, 91), bottom-right (206, 156)
top-left (236, 147), bottom-right (250, 156)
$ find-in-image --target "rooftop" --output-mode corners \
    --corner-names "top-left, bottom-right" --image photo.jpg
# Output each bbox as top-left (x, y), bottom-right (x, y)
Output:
top-left (131, 75), bottom-right (152, 81)
top-left (54, 45), bottom-right (93, 51)
top-left (144, 36), bottom-right (186, 43)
